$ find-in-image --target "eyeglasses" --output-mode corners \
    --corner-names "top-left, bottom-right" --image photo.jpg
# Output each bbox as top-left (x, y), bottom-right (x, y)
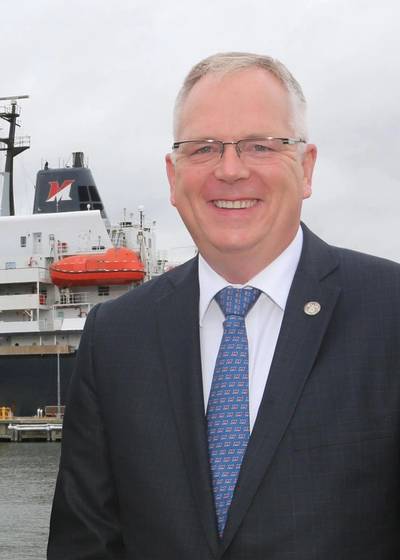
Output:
top-left (172, 137), bottom-right (306, 165)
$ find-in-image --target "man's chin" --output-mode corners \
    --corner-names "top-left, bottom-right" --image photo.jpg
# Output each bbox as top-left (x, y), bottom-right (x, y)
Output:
top-left (201, 238), bottom-right (260, 258)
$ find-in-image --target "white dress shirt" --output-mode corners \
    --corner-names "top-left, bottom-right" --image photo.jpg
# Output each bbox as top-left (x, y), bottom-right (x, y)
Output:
top-left (199, 227), bottom-right (303, 431)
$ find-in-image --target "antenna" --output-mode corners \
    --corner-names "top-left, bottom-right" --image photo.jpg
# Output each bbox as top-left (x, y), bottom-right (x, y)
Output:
top-left (0, 95), bottom-right (30, 102)
top-left (0, 95), bottom-right (30, 215)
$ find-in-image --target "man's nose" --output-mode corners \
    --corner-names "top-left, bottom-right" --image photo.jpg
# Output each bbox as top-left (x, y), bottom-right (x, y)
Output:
top-left (213, 143), bottom-right (250, 183)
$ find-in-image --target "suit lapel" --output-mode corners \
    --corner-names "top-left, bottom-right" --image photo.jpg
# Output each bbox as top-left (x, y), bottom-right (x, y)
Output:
top-left (156, 259), bottom-right (220, 557)
top-left (220, 226), bottom-right (342, 553)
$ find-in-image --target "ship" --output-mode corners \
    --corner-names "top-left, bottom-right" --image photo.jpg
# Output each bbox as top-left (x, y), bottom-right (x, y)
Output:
top-left (0, 96), bottom-right (167, 416)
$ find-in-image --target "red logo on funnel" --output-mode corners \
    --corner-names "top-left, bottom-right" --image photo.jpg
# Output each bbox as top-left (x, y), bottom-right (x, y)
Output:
top-left (46, 180), bottom-right (75, 202)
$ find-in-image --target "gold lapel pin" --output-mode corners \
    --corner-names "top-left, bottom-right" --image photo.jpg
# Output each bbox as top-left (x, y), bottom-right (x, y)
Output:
top-left (304, 301), bottom-right (321, 316)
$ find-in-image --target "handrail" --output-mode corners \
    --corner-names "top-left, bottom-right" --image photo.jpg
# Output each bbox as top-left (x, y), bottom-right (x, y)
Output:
top-left (8, 423), bottom-right (62, 431)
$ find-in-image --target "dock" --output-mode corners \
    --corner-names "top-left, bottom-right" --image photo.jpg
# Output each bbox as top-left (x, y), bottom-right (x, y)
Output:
top-left (0, 416), bottom-right (62, 442)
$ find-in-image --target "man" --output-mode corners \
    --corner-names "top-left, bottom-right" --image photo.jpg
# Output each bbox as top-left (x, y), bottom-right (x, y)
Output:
top-left (48, 53), bottom-right (400, 559)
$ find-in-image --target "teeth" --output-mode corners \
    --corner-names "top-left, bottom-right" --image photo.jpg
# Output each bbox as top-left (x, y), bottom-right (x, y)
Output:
top-left (213, 199), bottom-right (257, 209)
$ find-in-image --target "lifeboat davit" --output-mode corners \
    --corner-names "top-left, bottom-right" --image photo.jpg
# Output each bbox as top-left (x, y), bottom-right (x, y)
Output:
top-left (50, 247), bottom-right (145, 287)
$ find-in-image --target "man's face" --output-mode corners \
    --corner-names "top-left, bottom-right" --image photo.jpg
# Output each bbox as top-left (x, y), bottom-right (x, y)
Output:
top-left (166, 68), bottom-right (317, 277)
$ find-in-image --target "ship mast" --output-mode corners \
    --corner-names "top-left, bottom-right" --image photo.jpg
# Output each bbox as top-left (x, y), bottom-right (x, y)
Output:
top-left (0, 95), bottom-right (30, 215)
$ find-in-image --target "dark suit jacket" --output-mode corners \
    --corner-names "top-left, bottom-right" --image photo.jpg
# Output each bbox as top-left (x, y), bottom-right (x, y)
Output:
top-left (48, 225), bottom-right (400, 559)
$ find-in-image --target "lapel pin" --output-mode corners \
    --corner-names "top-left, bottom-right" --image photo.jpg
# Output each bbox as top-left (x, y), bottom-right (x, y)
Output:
top-left (304, 301), bottom-right (321, 316)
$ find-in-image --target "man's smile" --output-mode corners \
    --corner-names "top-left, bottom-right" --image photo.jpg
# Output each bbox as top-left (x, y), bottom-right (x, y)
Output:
top-left (212, 199), bottom-right (259, 209)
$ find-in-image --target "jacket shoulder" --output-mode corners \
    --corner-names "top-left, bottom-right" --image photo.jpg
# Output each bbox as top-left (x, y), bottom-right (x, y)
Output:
top-left (90, 257), bottom-right (198, 323)
top-left (301, 224), bottom-right (400, 284)
top-left (332, 244), bottom-right (400, 282)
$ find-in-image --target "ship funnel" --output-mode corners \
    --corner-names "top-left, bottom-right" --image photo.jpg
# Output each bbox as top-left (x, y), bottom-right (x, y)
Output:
top-left (72, 152), bottom-right (84, 168)
top-left (33, 154), bottom-right (108, 219)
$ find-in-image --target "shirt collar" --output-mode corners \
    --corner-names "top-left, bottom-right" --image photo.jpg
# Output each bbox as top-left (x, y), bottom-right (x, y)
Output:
top-left (198, 227), bottom-right (303, 326)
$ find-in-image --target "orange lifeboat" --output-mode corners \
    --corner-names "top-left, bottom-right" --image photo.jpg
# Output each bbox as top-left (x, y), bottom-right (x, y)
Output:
top-left (50, 247), bottom-right (145, 287)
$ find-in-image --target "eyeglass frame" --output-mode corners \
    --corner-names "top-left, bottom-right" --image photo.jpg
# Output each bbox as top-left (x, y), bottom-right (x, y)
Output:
top-left (172, 137), bottom-right (307, 162)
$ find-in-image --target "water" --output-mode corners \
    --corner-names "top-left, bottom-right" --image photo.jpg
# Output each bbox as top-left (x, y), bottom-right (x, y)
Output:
top-left (0, 442), bottom-right (60, 559)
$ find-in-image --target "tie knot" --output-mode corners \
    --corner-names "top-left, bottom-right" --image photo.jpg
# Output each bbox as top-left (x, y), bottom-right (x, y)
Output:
top-left (215, 286), bottom-right (261, 318)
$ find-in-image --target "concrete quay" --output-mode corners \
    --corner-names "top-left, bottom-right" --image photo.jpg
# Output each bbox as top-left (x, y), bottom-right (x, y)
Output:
top-left (0, 417), bottom-right (63, 442)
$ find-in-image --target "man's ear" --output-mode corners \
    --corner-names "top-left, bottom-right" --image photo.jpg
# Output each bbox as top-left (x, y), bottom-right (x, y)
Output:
top-left (165, 154), bottom-right (177, 207)
top-left (301, 144), bottom-right (317, 199)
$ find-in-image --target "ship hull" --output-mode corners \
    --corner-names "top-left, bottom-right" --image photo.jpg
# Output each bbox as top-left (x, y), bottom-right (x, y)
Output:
top-left (0, 354), bottom-right (76, 416)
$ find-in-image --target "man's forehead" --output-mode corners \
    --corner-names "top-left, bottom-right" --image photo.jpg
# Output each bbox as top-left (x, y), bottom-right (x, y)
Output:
top-left (177, 67), bottom-right (293, 138)
top-left (186, 66), bottom-right (286, 100)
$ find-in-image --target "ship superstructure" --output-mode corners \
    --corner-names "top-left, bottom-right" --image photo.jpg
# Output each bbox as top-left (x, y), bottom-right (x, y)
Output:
top-left (0, 100), bottom-right (167, 415)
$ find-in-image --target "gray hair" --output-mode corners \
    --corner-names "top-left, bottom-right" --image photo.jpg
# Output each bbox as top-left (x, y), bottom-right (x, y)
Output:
top-left (173, 51), bottom-right (308, 141)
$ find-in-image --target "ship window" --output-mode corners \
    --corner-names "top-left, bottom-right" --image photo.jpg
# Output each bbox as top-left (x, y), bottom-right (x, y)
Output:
top-left (5, 261), bottom-right (16, 269)
top-left (98, 286), bottom-right (110, 296)
top-left (78, 185), bottom-right (89, 202)
top-left (92, 203), bottom-right (103, 210)
top-left (89, 186), bottom-right (100, 202)
top-left (20, 236), bottom-right (27, 247)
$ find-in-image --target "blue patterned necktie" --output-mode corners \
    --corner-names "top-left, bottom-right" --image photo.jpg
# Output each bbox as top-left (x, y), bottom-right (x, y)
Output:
top-left (206, 286), bottom-right (261, 537)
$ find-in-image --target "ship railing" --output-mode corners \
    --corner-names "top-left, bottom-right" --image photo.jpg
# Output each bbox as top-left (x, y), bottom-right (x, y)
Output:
top-left (0, 135), bottom-right (30, 150)
top-left (110, 229), bottom-right (128, 248)
top-left (8, 424), bottom-right (62, 432)
top-left (14, 135), bottom-right (31, 148)
top-left (0, 104), bottom-right (21, 116)
top-left (56, 242), bottom-right (69, 255)
top-left (7, 423), bottom-right (63, 442)
top-left (54, 247), bottom-right (111, 258)
top-left (55, 292), bottom-right (90, 306)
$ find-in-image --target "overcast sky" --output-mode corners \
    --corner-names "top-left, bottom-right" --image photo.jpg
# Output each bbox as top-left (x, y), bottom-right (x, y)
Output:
top-left (2, 0), bottom-right (399, 262)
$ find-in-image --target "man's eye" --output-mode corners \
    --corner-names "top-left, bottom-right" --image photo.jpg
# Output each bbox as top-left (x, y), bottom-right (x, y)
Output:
top-left (252, 143), bottom-right (272, 152)
top-left (191, 144), bottom-right (214, 156)
top-left (196, 145), bottom-right (211, 154)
